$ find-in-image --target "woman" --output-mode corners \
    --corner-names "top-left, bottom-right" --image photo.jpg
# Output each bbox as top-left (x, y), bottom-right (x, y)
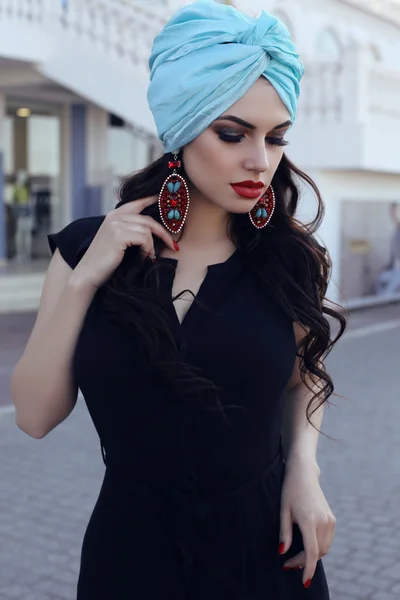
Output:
top-left (11, 1), bottom-right (346, 598)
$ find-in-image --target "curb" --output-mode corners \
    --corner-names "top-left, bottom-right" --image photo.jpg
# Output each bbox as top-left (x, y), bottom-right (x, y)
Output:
top-left (344, 294), bottom-right (400, 313)
top-left (0, 405), bottom-right (15, 419)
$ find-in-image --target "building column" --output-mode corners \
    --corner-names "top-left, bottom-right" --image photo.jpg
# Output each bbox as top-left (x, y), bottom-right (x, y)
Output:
top-left (296, 169), bottom-right (341, 304)
top-left (58, 104), bottom-right (72, 229)
top-left (13, 113), bottom-right (28, 173)
top-left (86, 105), bottom-right (111, 214)
top-left (342, 43), bottom-right (370, 125)
top-left (318, 193), bottom-right (342, 305)
top-left (0, 93), bottom-right (6, 263)
top-left (70, 103), bottom-right (87, 221)
top-left (69, 103), bottom-right (111, 221)
top-left (61, 103), bottom-right (112, 226)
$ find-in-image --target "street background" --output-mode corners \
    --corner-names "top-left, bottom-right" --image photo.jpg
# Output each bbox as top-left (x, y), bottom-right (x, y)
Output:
top-left (1, 304), bottom-right (400, 600)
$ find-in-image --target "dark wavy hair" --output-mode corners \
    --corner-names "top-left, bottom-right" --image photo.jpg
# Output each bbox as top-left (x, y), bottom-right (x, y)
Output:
top-left (103, 152), bottom-right (346, 426)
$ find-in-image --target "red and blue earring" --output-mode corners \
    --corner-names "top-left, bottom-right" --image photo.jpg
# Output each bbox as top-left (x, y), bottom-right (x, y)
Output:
top-left (159, 150), bottom-right (190, 234)
top-left (249, 185), bottom-right (275, 229)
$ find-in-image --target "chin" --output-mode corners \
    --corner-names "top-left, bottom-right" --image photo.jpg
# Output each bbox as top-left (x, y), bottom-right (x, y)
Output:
top-left (227, 202), bottom-right (256, 215)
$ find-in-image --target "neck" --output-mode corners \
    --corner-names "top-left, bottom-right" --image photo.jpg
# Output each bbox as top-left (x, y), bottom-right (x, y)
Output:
top-left (175, 187), bottom-right (231, 247)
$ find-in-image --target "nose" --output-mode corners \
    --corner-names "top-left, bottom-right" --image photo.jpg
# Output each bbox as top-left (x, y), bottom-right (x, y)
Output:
top-left (243, 143), bottom-right (270, 174)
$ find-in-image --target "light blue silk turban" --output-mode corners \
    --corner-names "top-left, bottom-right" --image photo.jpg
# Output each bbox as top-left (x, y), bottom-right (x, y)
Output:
top-left (147, 0), bottom-right (304, 154)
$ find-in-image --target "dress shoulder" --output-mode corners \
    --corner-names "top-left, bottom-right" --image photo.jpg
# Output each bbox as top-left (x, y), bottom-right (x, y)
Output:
top-left (47, 216), bottom-right (105, 269)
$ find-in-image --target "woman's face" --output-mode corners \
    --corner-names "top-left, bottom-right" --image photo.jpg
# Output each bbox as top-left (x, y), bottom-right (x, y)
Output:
top-left (182, 77), bottom-right (291, 214)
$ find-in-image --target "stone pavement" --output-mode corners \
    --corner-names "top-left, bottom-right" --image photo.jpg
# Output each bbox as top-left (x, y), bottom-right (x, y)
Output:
top-left (0, 402), bottom-right (103, 600)
top-left (1, 305), bottom-right (400, 599)
top-left (0, 313), bottom-right (35, 408)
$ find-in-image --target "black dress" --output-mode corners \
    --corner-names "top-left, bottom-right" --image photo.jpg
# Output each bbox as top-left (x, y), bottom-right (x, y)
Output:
top-left (48, 216), bottom-right (330, 600)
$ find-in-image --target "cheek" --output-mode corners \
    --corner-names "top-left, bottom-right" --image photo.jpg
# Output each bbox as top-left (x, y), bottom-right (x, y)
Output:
top-left (270, 149), bottom-right (285, 174)
top-left (184, 141), bottom-right (229, 190)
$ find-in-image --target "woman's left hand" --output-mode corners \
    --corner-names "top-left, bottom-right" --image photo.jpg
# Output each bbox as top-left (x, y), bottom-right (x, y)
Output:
top-left (278, 460), bottom-right (336, 588)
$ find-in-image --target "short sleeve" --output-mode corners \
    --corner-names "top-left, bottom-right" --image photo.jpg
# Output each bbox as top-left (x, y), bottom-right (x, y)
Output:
top-left (47, 216), bottom-right (105, 269)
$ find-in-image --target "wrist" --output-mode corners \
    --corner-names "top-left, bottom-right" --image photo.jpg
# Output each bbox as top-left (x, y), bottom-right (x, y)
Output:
top-left (67, 269), bottom-right (98, 298)
top-left (284, 454), bottom-right (321, 478)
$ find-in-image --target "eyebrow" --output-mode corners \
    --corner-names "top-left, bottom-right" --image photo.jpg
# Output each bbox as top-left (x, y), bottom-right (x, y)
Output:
top-left (215, 115), bottom-right (292, 131)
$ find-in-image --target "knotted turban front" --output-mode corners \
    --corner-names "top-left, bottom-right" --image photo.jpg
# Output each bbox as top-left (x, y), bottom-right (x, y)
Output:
top-left (147, 0), bottom-right (304, 154)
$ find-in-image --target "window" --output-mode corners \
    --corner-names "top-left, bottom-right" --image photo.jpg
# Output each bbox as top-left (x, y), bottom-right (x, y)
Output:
top-left (316, 29), bottom-right (342, 61)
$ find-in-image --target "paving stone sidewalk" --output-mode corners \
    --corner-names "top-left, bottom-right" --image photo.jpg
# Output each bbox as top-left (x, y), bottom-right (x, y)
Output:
top-left (0, 402), bottom-right (103, 600)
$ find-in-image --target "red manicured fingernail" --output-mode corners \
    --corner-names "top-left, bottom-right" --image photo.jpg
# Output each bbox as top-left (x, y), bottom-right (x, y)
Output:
top-left (173, 241), bottom-right (180, 251)
top-left (304, 579), bottom-right (312, 589)
top-left (278, 543), bottom-right (285, 555)
top-left (283, 566), bottom-right (291, 571)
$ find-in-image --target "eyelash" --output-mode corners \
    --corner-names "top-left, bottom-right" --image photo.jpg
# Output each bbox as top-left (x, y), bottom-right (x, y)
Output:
top-left (217, 131), bottom-right (289, 147)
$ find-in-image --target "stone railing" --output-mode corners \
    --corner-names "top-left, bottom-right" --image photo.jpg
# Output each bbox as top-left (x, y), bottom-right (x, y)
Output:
top-left (298, 53), bottom-right (400, 125)
top-left (0, 0), bottom-right (44, 24)
top-left (0, 0), bottom-right (179, 73)
top-left (48, 0), bottom-right (170, 73)
top-left (298, 61), bottom-right (343, 123)
top-left (341, 0), bottom-right (400, 24)
top-left (369, 64), bottom-right (400, 118)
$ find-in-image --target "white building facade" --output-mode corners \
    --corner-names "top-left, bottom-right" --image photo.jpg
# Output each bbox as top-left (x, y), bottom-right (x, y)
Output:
top-left (1, 0), bottom-right (400, 309)
top-left (256, 0), bottom-right (400, 305)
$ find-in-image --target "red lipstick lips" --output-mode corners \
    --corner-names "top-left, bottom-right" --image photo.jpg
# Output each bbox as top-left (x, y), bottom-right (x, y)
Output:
top-left (232, 180), bottom-right (264, 188)
top-left (230, 180), bottom-right (265, 199)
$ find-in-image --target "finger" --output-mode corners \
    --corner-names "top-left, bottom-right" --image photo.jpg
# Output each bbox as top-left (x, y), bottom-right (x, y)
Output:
top-left (110, 214), bottom-right (177, 253)
top-left (116, 196), bottom-right (159, 215)
top-left (278, 508), bottom-right (293, 556)
top-left (318, 520), bottom-right (336, 558)
top-left (301, 526), bottom-right (319, 587)
top-left (118, 214), bottom-right (177, 252)
top-left (140, 247), bottom-right (157, 262)
top-left (113, 222), bottom-right (155, 259)
top-left (283, 565), bottom-right (303, 572)
top-left (283, 522), bottom-right (335, 571)
top-left (131, 225), bottom-right (156, 261)
top-left (283, 550), bottom-right (305, 570)
top-left (127, 224), bottom-right (156, 258)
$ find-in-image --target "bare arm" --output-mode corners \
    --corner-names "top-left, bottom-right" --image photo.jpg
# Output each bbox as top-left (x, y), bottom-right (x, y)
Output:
top-left (279, 323), bottom-right (336, 587)
top-left (281, 322), bottom-right (322, 475)
top-left (281, 381), bottom-right (323, 475)
top-left (11, 250), bottom-right (96, 438)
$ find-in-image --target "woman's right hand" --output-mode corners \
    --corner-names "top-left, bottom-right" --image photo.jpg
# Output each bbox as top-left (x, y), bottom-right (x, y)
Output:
top-left (70, 196), bottom-right (178, 291)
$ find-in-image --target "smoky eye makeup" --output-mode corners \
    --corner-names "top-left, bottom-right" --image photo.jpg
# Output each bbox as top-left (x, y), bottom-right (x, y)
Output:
top-left (216, 128), bottom-right (245, 143)
top-left (216, 128), bottom-right (289, 147)
top-left (266, 136), bottom-right (289, 147)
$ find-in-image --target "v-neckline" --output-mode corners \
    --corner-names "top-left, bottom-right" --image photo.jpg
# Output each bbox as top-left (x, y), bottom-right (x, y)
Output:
top-left (157, 249), bottom-right (240, 330)
top-left (171, 271), bottom-right (209, 328)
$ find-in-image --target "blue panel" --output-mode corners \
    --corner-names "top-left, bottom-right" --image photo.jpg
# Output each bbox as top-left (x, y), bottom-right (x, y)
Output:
top-left (71, 104), bottom-right (87, 220)
top-left (85, 185), bottom-right (102, 215)
top-left (0, 152), bottom-right (5, 260)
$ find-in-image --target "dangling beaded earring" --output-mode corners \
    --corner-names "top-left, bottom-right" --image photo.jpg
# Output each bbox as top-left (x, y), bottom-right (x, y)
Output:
top-left (159, 150), bottom-right (190, 234)
top-left (249, 185), bottom-right (276, 229)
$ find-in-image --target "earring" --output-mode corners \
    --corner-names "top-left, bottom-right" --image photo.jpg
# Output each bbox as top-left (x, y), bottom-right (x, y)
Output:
top-left (159, 150), bottom-right (190, 234)
top-left (249, 185), bottom-right (276, 229)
